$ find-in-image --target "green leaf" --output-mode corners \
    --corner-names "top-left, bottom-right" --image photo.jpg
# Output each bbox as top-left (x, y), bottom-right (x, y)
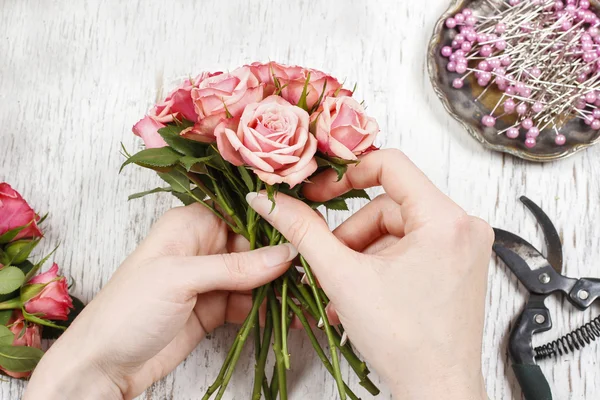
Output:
top-left (296, 72), bottom-right (312, 111)
top-left (179, 155), bottom-right (214, 172)
top-left (21, 310), bottom-right (65, 330)
top-left (323, 198), bottom-right (349, 211)
top-left (23, 244), bottom-right (59, 283)
top-left (310, 80), bottom-right (328, 114)
top-left (0, 311), bottom-right (12, 326)
top-left (128, 187), bottom-right (172, 201)
top-left (0, 345), bottom-right (44, 373)
top-left (42, 297), bottom-right (85, 340)
top-left (237, 166), bottom-right (255, 191)
top-left (331, 164), bottom-right (348, 181)
top-left (0, 268), bottom-right (25, 295)
top-left (20, 283), bottom-right (47, 304)
top-left (120, 147), bottom-right (182, 173)
top-left (0, 326), bottom-right (14, 346)
top-left (158, 124), bottom-right (208, 157)
top-left (158, 170), bottom-right (190, 194)
top-left (172, 188), bottom-right (208, 206)
top-left (337, 189), bottom-right (370, 201)
top-left (0, 226), bottom-right (26, 244)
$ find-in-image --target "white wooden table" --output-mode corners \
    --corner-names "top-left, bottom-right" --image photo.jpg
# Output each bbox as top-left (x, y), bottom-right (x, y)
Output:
top-left (2, 0), bottom-right (599, 399)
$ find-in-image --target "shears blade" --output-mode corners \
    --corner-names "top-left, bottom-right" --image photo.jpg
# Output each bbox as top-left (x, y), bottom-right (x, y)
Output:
top-left (519, 196), bottom-right (563, 275)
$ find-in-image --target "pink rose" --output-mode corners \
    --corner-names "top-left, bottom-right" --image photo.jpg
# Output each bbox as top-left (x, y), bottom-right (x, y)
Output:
top-left (0, 183), bottom-right (42, 241)
top-left (192, 66), bottom-right (264, 137)
top-left (24, 263), bottom-right (73, 321)
top-left (132, 73), bottom-right (219, 148)
top-left (250, 62), bottom-right (352, 110)
top-left (215, 95), bottom-right (317, 187)
top-left (312, 96), bottom-right (379, 160)
top-left (0, 311), bottom-right (42, 379)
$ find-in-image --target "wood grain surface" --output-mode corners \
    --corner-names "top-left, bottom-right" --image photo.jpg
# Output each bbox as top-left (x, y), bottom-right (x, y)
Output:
top-left (1, 0), bottom-right (599, 399)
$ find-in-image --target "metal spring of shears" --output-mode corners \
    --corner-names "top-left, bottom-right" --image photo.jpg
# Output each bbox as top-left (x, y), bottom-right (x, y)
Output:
top-left (534, 315), bottom-right (600, 359)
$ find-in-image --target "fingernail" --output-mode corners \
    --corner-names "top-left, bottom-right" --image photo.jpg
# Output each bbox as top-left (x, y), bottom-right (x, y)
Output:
top-left (317, 317), bottom-right (324, 328)
top-left (262, 243), bottom-right (298, 268)
top-left (246, 192), bottom-right (274, 215)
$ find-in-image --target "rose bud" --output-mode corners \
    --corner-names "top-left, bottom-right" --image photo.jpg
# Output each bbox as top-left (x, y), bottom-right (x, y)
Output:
top-left (4, 239), bottom-right (38, 265)
top-left (0, 310), bottom-right (42, 379)
top-left (23, 263), bottom-right (73, 321)
top-left (0, 183), bottom-right (43, 241)
top-left (215, 95), bottom-right (317, 188)
top-left (311, 96), bottom-right (379, 161)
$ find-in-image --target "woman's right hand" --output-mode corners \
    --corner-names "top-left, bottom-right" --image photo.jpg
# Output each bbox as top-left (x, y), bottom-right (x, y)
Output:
top-left (247, 149), bottom-right (492, 400)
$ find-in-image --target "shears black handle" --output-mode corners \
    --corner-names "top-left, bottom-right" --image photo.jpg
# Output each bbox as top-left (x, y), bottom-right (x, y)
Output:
top-left (512, 364), bottom-right (552, 400)
top-left (508, 295), bottom-right (553, 400)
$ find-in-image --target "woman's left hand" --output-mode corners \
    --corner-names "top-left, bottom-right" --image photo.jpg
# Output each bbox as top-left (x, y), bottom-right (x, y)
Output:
top-left (24, 203), bottom-right (296, 400)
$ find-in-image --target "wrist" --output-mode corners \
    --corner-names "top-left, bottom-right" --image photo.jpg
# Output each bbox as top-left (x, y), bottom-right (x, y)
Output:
top-left (24, 338), bottom-right (122, 400)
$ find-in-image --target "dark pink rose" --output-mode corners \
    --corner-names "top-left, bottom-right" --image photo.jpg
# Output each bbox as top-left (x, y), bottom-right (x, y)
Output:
top-left (0, 311), bottom-right (42, 379)
top-left (192, 66), bottom-right (264, 137)
top-left (24, 263), bottom-right (73, 321)
top-left (0, 183), bottom-right (42, 241)
top-left (249, 62), bottom-right (352, 110)
top-left (312, 96), bottom-right (379, 160)
top-left (215, 96), bottom-right (317, 187)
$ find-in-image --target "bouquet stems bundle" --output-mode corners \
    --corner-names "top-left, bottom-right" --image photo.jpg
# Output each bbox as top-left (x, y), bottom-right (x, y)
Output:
top-left (126, 62), bottom-right (381, 399)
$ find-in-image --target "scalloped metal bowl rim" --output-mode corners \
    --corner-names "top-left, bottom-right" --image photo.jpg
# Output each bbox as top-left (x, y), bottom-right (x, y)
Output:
top-left (427, 0), bottom-right (600, 162)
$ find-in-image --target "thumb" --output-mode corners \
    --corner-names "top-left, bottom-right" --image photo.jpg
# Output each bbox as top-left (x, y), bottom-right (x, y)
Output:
top-left (246, 191), bottom-right (350, 282)
top-left (173, 243), bottom-right (298, 293)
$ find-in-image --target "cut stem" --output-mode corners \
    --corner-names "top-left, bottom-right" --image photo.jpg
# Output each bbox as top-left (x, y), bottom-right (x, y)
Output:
top-left (213, 286), bottom-right (268, 400)
top-left (281, 276), bottom-right (291, 370)
top-left (252, 305), bottom-right (273, 400)
top-left (268, 289), bottom-right (287, 400)
top-left (285, 296), bottom-right (361, 400)
top-left (300, 257), bottom-right (346, 400)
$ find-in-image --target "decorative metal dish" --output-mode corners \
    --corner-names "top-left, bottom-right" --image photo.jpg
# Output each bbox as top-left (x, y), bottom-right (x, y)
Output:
top-left (427, 0), bottom-right (600, 162)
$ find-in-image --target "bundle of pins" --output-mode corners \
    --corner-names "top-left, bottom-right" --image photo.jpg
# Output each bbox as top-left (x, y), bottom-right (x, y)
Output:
top-left (441, 0), bottom-right (600, 148)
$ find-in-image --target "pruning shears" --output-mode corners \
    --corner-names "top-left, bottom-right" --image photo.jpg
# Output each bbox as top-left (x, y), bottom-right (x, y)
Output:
top-left (493, 196), bottom-right (600, 400)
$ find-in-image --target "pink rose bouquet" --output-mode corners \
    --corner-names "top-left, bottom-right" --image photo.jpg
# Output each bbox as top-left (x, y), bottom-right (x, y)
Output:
top-left (126, 62), bottom-right (381, 400)
top-left (0, 183), bottom-right (82, 379)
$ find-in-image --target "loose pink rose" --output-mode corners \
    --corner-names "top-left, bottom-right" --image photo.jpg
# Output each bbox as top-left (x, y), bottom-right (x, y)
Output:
top-left (250, 62), bottom-right (352, 110)
top-left (192, 66), bottom-right (264, 137)
top-left (312, 96), bottom-right (379, 160)
top-left (215, 96), bottom-right (317, 187)
top-left (0, 311), bottom-right (42, 379)
top-left (0, 183), bottom-right (42, 241)
top-left (132, 73), bottom-right (219, 148)
top-left (24, 263), bottom-right (73, 321)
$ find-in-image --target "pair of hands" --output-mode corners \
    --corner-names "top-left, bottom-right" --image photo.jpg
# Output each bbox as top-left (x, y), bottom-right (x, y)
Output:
top-left (25, 149), bottom-right (493, 400)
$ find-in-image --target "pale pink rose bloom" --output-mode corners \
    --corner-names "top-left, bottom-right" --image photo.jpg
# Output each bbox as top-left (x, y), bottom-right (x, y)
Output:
top-left (132, 73), bottom-right (219, 148)
top-left (249, 62), bottom-right (353, 110)
top-left (312, 96), bottom-right (379, 160)
top-left (215, 96), bottom-right (317, 188)
top-left (0, 183), bottom-right (43, 240)
top-left (25, 263), bottom-right (73, 321)
top-left (0, 311), bottom-right (42, 379)
top-left (192, 66), bottom-right (264, 137)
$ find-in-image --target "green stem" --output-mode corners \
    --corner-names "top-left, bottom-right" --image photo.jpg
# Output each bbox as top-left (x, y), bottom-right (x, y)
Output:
top-left (252, 305), bottom-right (273, 400)
top-left (300, 257), bottom-right (346, 400)
top-left (202, 335), bottom-right (241, 400)
top-left (268, 289), bottom-right (287, 400)
top-left (281, 276), bottom-right (291, 370)
top-left (269, 364), bottom-right (279, 399)
top-left (213, 286), bottom-right (268, 400)
top-left (285, 297), bottom-right (361, 400)
top-left (0, 298), bottom-right (21, 311)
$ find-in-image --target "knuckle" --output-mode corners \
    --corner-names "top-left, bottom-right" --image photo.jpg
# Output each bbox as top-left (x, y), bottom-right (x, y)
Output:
top-left (470, 217), bottom-right (495, 247)
top-left (286, 217), bottom-right (312, 250)
top-left (220, 253), bottom-right (246, 283)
